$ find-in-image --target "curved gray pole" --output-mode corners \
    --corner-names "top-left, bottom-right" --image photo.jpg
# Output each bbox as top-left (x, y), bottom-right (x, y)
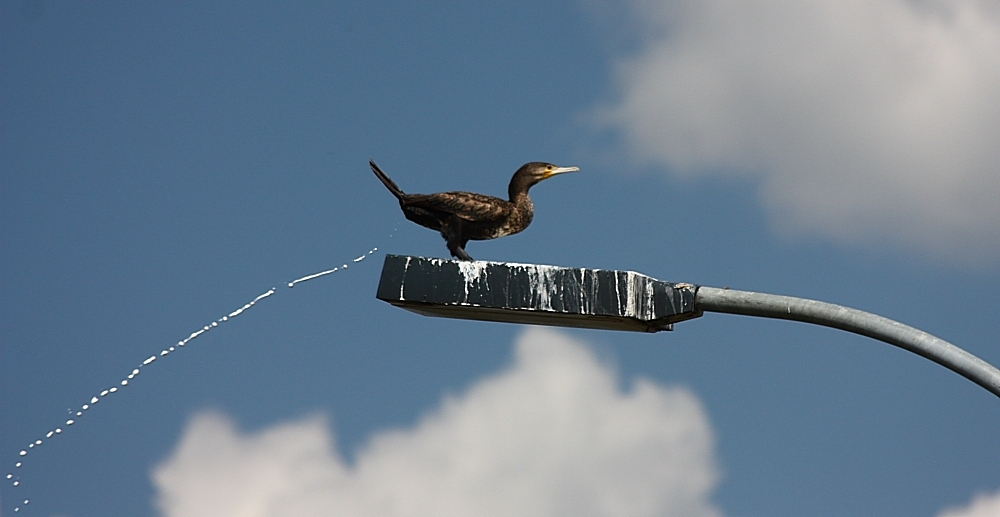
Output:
top-left (696, 286), bottom-right (1000, 399)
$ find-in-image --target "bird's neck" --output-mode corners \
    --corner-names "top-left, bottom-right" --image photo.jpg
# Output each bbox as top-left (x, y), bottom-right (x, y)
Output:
top-left (508, 173), bottom-right (535, 202)
top-left (509, 189), bottom-right (533, 209)
top-left (508, 176), bottom-right (536, 221)
top-left (510, 190), bottom-right (534, 222)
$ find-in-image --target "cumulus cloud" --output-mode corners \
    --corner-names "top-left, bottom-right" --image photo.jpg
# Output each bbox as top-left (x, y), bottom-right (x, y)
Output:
top-left (938, 489), bottom-right (1000, 517)
top-left (596, 0), bottom-right (1000, 264)
top-left (152, 327), bottom-right (722, 517)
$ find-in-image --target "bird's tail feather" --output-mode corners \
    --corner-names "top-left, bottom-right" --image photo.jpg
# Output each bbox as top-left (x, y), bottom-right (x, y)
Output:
top-left (369, 160), bottom-right (405, 199)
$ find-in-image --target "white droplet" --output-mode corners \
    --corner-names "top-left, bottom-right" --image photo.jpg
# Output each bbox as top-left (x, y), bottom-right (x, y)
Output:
top-left (23, 499), bottom-right (28, 504)
top-left (287, 282), bottom-right (295, 287)
top-left (19, 450), bottom-right (26, 456)
top-left (82, 404), bottom-right (89, 410)
top-left (76, 411), bottom-right (82, 416)
top-left (169, 346), bottom-right (175, 351)
top-left (14, 481), bottom-right (20, 487)
top-left (211, 321), bottom-right (218, 327)
top-left (121, 380), bottom-right (128, 386)
top-left (178, 340), bottom-right (184, 346)
top-left (109, 387), bottom-right (117, 393)
top-left (203, 325), bottom-right (210, 330)
top-left (143, 355), bottom-right (156, 365)
top-left (46, 431), bottom-right (54, 438)
top-left (100, 390), bottom-right (109, 397)
top-left (28, 444), bottom-right (34, 449)
top-left (55, 428), bottom-right (62, 434)
top-left (132, 369), bottom-right (140, 375)
top-left (222, 316), bottom-right (228, 321)
top-left (66, 419), bottom-right (74, 425)
top-left (92, 396), bottom-right (101, 403)
top-left (161, 350), bottom-right (169, 356)
top-left (35, 439), bottom-right (42, 445)
top-left (6, 473), bottom-right (11, 479)
top-left (342, 264), bottom-right (349, 268)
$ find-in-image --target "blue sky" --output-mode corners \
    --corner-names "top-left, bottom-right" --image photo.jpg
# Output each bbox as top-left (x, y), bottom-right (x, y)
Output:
top-left (2, 1), bottom-right (999, 516)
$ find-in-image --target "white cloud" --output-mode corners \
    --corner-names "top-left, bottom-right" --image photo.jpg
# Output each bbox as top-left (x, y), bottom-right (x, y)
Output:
top-left (596, 0), bottom-right (1000, 265)
top-left (152, 327), bottom-right (722, 517)
top-left (938, 489), bottom-right (1000, 517)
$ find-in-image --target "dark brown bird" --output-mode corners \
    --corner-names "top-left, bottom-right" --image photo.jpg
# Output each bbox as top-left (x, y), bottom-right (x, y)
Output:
top-left (370, 160), bottom-right (579, 261)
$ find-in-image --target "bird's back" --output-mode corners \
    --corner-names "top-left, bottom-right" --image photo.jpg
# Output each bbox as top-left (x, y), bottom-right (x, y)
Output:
top-left (403, 191), bottom-right (510, 221)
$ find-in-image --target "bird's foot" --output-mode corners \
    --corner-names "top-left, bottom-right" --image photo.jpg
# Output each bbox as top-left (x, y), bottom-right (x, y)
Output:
top-left (452, 247), bottom-right (474, 261)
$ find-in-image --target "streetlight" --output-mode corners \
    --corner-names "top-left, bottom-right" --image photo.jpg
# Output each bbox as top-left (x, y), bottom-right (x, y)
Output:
top-left (376, 254), bottom-right (1000, 399)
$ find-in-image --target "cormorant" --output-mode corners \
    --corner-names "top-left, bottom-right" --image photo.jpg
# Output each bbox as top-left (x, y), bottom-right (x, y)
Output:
top-left (370, 160), bottom-right (579, 261)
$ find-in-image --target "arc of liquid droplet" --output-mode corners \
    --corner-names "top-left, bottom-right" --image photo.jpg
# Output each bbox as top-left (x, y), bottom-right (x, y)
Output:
top-left (288, 268), bottom-right (338, 287)
top-left (6, 244), bottom-right (381, 514)
top-left (226, 288), bottom-right (276, 318)
top-left (287, 246), bottom-right (377, 287)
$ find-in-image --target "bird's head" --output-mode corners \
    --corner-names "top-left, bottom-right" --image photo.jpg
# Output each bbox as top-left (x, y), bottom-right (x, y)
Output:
top-left (509, 162), bottom-right (579, 198)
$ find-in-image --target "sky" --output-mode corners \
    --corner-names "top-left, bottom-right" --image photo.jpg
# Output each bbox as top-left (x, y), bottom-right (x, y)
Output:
top-left (1, 1), bottom-right (999, 516)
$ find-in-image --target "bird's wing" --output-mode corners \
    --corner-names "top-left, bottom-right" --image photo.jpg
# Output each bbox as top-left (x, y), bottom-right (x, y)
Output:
top-left (403, 192), bottom-right (509, 222)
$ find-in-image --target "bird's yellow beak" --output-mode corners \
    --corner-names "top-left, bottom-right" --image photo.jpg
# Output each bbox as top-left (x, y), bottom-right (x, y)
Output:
top-left (544, 166), bottom-right (580, 179)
